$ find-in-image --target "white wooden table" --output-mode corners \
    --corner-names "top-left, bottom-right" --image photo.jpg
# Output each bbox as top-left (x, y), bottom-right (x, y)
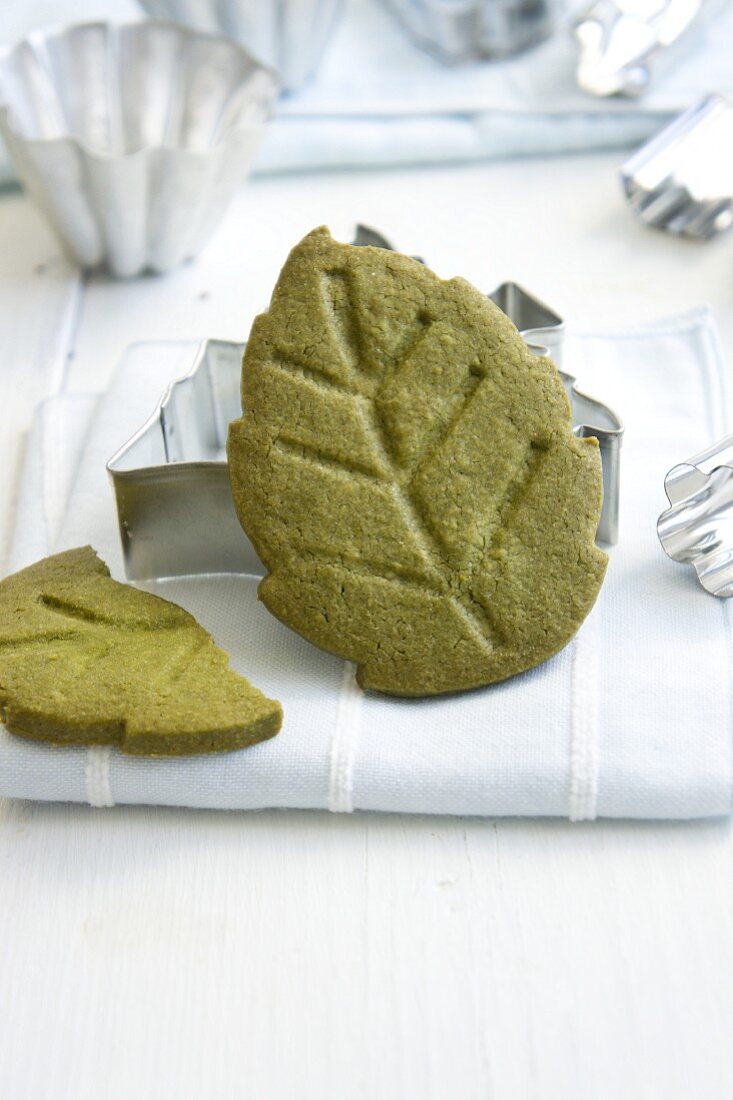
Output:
top-left (2, 154), bottom-right (733, 1099)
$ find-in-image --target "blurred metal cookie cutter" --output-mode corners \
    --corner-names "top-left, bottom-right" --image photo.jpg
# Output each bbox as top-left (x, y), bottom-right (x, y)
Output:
top-left (620, 93), bottom-right (733, 239)
top-left (658, 435), bottom-right (733, 596)
top-left (574, 0), bottom-right (707, 98)
top-left (383, 0), bottom-right (560, 62)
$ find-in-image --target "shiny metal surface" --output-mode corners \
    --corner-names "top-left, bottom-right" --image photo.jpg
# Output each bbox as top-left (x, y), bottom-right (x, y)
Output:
top-left (487, 281), bottom-right (565, 368)
top-left (620, 94), bottom-right (733, 238)
top-left (0, 21), bottom-right (278, 277)
top-left (560, 370), bottom-right (622, 546)
top-left (574, 0), bottom-right (704, 97)
top-left (658, 436), bottom-right (733, 596)
top-left (138, 0), bottom-right (344, 90)
top-left (383, 0), bottom-right (560, 62)
top-left (107, 339), bottom-right (261, 580)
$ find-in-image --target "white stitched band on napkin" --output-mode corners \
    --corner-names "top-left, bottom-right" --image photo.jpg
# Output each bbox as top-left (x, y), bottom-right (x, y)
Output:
top-left (328, 662), bottom-right (363, 813)
top-left (85, 746), bottom-right (114, 808)
top-left (569, 611), bottom-right (600, 822)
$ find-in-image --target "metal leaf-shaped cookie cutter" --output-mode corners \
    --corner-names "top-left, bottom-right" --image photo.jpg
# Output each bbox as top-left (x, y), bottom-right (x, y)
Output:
top-left (658, 435), bottom-right (733, 596)
top-left (108, 231), bottom-right (622, 580)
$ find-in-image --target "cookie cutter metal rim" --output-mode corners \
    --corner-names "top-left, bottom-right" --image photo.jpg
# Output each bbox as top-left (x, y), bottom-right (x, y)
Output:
top-left (619, 93), bottom-right (733, 240)
top-left (487, 279), bottom-right (622, 546)
top-left (657, 434), bottom-right (733, 596)
top-left (487, 280), bottom-right (565, 368)
top-left (107, 338), bottom-right (261, 581)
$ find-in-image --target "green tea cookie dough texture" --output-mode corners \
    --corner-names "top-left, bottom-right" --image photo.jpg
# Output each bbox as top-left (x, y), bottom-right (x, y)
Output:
top-left (0, 546), bottom-right (282, 754)
top-left (228, 227), bottom-right (607, 697)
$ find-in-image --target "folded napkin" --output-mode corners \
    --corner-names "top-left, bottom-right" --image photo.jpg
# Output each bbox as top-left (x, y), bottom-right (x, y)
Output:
top-left (1, 309), bottom-right (731, 818)
top-left (3, 1), bottom-right (733, 181)
top-left (261, 0), bottom-right (733, 173)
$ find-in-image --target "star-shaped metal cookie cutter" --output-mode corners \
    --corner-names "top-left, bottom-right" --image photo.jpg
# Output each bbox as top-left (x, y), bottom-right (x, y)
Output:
top-left (658, 435), bottom-right (733, 596)
top-left (107, 228), bottom-right (623, 581)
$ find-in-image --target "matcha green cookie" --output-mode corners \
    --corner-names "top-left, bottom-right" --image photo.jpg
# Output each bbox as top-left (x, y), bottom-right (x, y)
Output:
top-left (0, 546), bottom-right (282, 754)
top-left (228, 227), bottom-right (607, 697)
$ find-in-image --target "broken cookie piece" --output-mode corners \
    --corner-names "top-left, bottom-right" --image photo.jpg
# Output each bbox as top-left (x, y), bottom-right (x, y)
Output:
top-left (0, 546), bottom-right (282, 755)
top-left (227, 227), bottom-right (607, 697)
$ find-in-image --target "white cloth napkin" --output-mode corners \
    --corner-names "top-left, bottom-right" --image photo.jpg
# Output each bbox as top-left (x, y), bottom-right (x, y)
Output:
top-left (2, 1), bottom-right (733, 180)
top-left (1, 308), bottom-right (732, 819)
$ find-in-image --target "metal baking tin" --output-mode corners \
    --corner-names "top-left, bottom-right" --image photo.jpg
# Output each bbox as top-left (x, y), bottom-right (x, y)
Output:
top-left (658, 435), bottom-right (733, 596)
top-left (0, 21), bottom-right (279, 277)
top-left (574, 0), bottom-right (705, 98)
top-left (138, 0), bottom-right (344, 91)
top-left (383, 0), bottom-right (560, 62)
top-left (620, 94), bottom-right (733, 239)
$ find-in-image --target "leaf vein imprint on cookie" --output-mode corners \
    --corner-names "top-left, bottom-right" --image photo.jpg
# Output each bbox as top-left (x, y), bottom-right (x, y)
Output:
top-left (269, 356), bottom-right (374, 400)
top-left (227, 227), bottom-right (607, 696)
top-left (0, 547), bottom-right (283, 755)
top-left (271, 434), bottom-right (387, 484)
top-left (316, 266), bottom-right (512, 652)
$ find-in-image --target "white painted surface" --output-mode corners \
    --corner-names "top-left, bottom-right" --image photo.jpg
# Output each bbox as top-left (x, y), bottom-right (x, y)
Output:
top-left (1, 154), bottom-right (733, 1098)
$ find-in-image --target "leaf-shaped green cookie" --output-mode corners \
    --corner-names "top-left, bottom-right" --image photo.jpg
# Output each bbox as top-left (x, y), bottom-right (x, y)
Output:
top-left (0, 547), bottom-right (282, 754)
top-left (228, 227), bottom-right (607, 697)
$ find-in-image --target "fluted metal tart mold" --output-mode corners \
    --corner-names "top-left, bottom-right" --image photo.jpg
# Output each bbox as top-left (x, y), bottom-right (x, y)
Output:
top-left (0, 20), bottom-right (279, 276)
